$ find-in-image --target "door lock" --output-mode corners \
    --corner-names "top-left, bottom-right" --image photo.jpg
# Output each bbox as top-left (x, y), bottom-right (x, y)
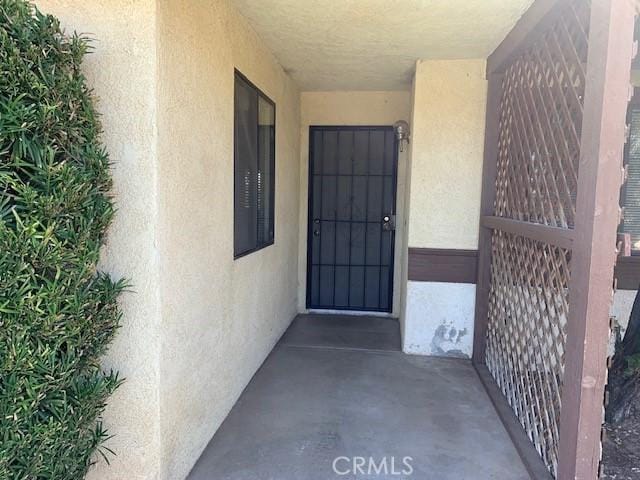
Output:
top-left (382, 214), bottom-right (396, 231)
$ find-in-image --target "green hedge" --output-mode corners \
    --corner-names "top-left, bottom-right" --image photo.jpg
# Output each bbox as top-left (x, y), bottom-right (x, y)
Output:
top-left (0, 1), bottom-right (125, 478)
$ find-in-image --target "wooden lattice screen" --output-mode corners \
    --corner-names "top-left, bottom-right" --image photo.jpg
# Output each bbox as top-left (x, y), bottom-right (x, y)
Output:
top-left (487, 1), bottom-right (588, 474)
top-left (472, 0), bottom-right (636, 479)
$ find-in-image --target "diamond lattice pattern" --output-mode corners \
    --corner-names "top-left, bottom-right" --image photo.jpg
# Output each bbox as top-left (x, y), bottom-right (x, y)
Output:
top-left (493, 0), bottom-right (590, 229)
top-left (486, 231), bottom-right (570, 475)
top-left (485, 0), bottom-right (590, 477)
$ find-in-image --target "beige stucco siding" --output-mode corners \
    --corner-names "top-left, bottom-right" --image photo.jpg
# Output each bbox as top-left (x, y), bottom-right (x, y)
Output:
top-left (298, 91), bottom-right (412, 314)
top-left (402, 60), bottom-right (487, 357)
top-left (26, 2), bottom-right (492, 478)
top-left (156, 1), bottom-right (300, 479)
top-left (407, 59), bottom-right (487, 250)
top-left (34, 1), bottom-right (300, 479)
top-left (34, 1), bottom-right (162, 479)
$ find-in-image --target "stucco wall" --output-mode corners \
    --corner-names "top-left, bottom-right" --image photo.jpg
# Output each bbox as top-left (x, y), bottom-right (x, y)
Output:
top-left (34, 1), bottom-right (162, 479)
top-left (405, 282), bottom-right (476, 357)
top-left (156, 1), bottom-right (300, 479)
top-left (608, 289), bottom-right (636, 356)
top-left (612, 290), bottom-right (637, 334)
top-left (403, 60), bottom-right (487, 357)
top-left (407, 59), bottom-right (487, 249)
top-left (34, 1), bottom-right (300, 479)
top-left (398, 80), bottom-right (417, 344)
top-left (298, 91), bottom-right (412, 315)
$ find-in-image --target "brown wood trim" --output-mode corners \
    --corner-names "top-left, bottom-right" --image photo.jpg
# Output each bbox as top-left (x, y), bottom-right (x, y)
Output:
top-left (408, 248), bottom-right (477, 284)
top-left (615, 256), bottom-right (640, 291)
top-left (558, 2), bottom-right (636, 478)
top-left (473, 72), bottom-right (504, 365)
top-left (474, 364), bottom-right (554, 480)
top-left (481, 215), bottom-right (575, 250)
top-left (487, 0), bottom-right (562, 75)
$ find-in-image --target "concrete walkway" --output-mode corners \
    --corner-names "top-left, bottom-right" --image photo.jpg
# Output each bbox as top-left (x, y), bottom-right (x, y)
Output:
top-left (187, 315), bottom-right (528, 480)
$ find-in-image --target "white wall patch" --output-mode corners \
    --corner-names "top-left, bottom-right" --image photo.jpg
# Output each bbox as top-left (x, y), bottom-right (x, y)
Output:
top-left (404, 281), bottom-right (476, 358)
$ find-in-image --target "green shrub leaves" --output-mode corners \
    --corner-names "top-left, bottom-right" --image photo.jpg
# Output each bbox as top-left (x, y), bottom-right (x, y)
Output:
top-left (0, 1), bottom-right (125, 478)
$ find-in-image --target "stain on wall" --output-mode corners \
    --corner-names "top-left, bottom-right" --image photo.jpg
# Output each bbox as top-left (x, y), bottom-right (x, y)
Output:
top-left (402, 59), bottom-right (487, 359)
top-left (431, 321), bottom-right (469, 357)
top-left (404, 281), bottom-right (476, 358)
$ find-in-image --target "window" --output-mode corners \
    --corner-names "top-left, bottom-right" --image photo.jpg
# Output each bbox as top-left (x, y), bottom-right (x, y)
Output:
top-left (234, 71), bottom-right (275, 258)
top-left (621, 98), bottom-right (640, 253)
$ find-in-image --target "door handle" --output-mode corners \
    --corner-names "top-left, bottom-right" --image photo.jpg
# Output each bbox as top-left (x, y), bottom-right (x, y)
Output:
top-left (313, 218), bottom-right (320, 236)
top-left (382, 214), bottom-right (396, 231)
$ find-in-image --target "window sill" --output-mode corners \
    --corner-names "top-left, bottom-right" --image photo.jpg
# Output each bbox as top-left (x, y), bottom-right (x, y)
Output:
top-left (234, 240), bottom-right (275, 260)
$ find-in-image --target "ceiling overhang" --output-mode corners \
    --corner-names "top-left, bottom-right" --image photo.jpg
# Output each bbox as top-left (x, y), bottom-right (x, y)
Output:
top-left (230, 0), bottom-right (534, 91)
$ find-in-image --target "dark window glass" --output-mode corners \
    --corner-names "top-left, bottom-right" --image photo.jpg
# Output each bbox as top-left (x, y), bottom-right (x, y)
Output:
top-left (234, 71), bottom-right (275, 258)
top-left (622, 105), bottom-right (640, 252)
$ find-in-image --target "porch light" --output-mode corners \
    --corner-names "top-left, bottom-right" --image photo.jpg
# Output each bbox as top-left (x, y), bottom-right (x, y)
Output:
top-left (394, 120), bottom-right (410, 152)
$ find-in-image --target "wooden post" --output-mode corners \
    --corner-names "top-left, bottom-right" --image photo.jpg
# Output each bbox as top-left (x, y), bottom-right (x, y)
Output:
top-left (473, 72), bottom-right (503, 365)
top-left (557, 1), bottom-right (635, 478)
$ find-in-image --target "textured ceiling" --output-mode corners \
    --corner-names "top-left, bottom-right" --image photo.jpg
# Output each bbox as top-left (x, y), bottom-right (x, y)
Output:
top-left (230, 0), bottom-right (533, 91)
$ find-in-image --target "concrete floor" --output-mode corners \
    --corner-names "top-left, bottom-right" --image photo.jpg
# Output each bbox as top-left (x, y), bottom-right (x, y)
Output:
top-left (187, 314), bottom-right (528, 480)
top-left (280, 314), bottom-right (402, 352)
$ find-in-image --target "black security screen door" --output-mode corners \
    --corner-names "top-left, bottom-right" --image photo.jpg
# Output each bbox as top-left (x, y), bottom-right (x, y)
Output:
top-left (306, 126), bottom-right (398, 312)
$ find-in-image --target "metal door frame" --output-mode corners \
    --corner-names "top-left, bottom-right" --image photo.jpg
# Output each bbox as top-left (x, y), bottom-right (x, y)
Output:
top-left (305, 125), bottom-right (399, 313)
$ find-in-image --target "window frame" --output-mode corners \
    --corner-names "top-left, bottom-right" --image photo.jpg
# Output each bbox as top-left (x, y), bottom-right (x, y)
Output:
top-left (620, 88), bottom-right (640, 255)
top-left (233, 69), bottom-right (276, 259)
